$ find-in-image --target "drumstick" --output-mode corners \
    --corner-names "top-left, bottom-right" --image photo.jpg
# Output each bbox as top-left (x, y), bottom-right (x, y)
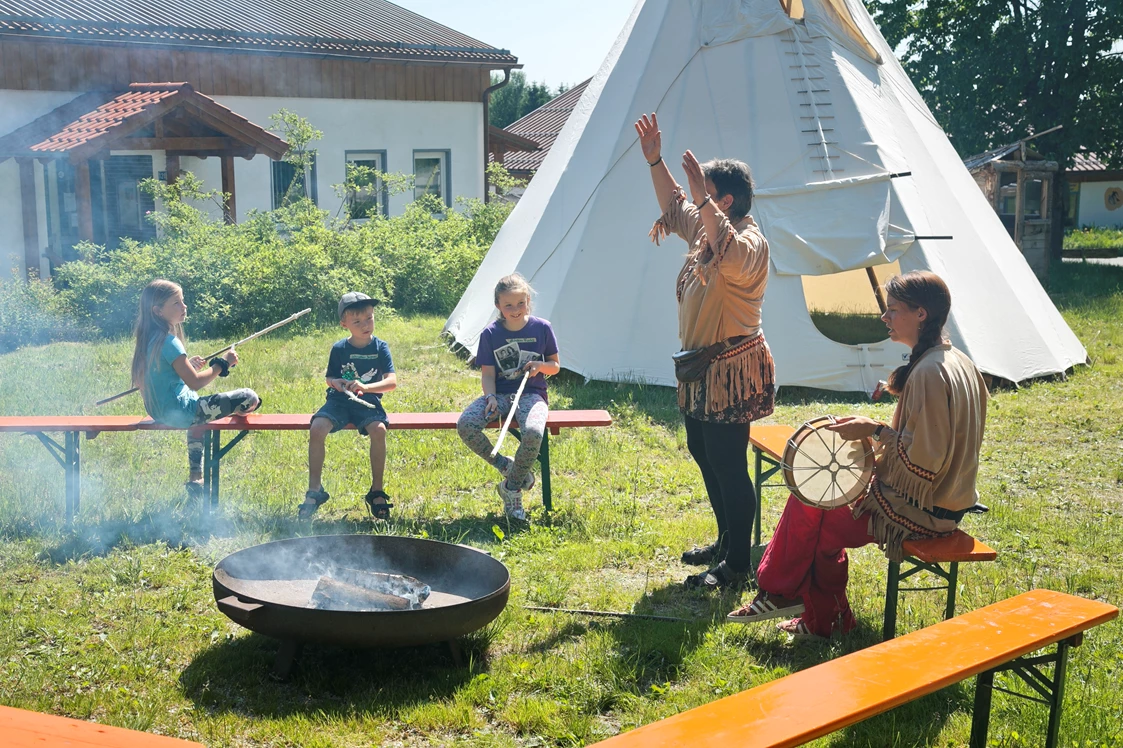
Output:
top-left (343, 388), bottom-right (379, 410)
top-left (490, 371), bottom-right (529, 457)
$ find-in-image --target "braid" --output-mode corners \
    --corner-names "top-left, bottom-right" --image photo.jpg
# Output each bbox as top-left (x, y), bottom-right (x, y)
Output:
top-left (884, 271), bottom-right (952, 396)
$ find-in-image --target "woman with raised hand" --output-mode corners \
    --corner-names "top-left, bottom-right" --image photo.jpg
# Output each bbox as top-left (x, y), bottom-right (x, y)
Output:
top-left (728, 271), bottom-right (988, 639)
top-left (636, 112), bottom-right (775, 590)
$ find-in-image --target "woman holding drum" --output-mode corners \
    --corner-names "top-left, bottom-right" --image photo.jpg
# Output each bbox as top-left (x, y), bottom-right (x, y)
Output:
top-left (636, 113), bottom-right (775, 589)
top-left (728, 271), bottom-right (988, 638)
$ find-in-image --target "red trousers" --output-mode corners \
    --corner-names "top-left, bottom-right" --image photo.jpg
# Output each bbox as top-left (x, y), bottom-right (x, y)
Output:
top-left (756, 494), bottom-right (876, 637)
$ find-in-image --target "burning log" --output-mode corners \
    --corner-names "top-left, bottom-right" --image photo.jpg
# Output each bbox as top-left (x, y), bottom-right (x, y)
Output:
top-left (307, 568), bottom-right (431, 611)
top-left (309, 577), bottom-right (411, 611)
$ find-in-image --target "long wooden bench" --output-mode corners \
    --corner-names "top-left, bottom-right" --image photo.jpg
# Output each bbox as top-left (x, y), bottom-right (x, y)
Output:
top-left (0, 704), bottom-right (203, 747)
top-left (748, 422), bottom-right (997, 639)
top-left (588, 589), bottom-right (1118, 748)
top-left (0, 410), bottom-right (613, 520)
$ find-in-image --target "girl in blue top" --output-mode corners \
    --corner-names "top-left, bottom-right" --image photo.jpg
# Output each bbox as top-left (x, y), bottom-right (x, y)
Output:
top-left (130, 279), bottom-right (261, 497)
top-left (457, 273), bottom-right (560, 520)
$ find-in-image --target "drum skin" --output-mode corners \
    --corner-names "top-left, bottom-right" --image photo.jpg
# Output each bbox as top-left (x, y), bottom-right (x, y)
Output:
top-left (782, 416), bottom-right (875, 509)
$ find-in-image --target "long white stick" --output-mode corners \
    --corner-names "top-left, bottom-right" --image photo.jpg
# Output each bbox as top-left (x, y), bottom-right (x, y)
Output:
top-left (96, 308), bottom-right (312, 406)
top-left (490, 372), bottom-right (529, 458)
top-left (344, 388), bottom-right (379, 409)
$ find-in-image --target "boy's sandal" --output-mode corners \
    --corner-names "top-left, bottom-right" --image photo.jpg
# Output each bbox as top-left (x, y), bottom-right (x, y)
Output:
top-left (681, 543), bottom-right (722, 567)
top-left (364, 490), bottom-right (394, 520)
top-left (776, 617), bottom-right (825, 641)
top-left (683, 561), bottom-right (748, 591)
top-left (726, 592), bottom-right (805, 623)
top-left (298, 488), bottom-right (330, 519)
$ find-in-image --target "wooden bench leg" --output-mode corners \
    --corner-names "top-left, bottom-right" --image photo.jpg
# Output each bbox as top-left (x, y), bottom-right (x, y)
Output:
top-left (202, 430), bottom-right (250, 515)
top-left (970, 635), bottom-right (1077, 748)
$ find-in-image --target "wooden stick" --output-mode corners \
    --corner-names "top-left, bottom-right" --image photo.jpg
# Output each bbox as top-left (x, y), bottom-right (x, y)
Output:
top-left (96, 308), bottom-right (312, 406)
top-left (343, 388), bottom-right (379, 409)
top-left (524, 606), bottom-right (697, 623)
top-left (866, 267), bottom-right (887, 314)
top-left (490, 371), bottom-right (529, 457)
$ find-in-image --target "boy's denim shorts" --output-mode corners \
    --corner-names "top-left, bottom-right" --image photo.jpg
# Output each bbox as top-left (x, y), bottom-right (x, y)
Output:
top-left (312, 397), bottom-right (389, 436)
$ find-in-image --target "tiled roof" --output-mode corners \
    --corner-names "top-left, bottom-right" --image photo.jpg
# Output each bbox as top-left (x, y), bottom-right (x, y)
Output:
top-left (1071, 151), bottom-right (1107, 172)
top-left (0, 82), bottom-right (287, 159)
top-left (0, 0), bottom-right (518, 65)
top-left (492, 79), bottom-right (590, 175)
top-left (31, 85), bottom-right (184, 153)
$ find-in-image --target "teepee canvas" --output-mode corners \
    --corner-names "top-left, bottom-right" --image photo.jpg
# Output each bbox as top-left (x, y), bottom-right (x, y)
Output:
top-left (446, 0), bottom-right (1085, 392)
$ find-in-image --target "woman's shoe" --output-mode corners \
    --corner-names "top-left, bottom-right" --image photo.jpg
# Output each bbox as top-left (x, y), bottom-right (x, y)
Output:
top-left (726, 592), bottom-right (805, 623)
top-left (683, 561), bottom-right (748, 590)
top-left (681, 543), bottom-right (722, 566)
top-left (776, 617), bottom-right (825, 640)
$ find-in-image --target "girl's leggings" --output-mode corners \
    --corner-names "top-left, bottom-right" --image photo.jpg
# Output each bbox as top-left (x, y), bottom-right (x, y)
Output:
top-left (457, 392), bottom-right (547, 487)
top-left (187, 388), bottom-right (260, 475)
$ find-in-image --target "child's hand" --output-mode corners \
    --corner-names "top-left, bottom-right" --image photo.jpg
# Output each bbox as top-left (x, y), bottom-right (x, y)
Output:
top-left (188, 355), bottom-right (206, 370)
top-left (484, 394), bottom-right (499, 420)
top-left (347, 381), bottom-right (366, 395)
top-left (223, 348), bottom-right (239, 367)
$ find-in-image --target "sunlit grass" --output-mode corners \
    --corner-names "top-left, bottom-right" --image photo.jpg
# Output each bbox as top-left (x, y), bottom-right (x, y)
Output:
top-left (1, 262), bottom-right (1121, 746)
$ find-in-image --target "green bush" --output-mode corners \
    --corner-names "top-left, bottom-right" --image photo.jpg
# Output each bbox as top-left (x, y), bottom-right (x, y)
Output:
top-left (1063, 227), bottom-right (1123, 252)
top-left (49, 169), bottom-right (511, 339)
top-left (0, 274), bottom-right (91, 353)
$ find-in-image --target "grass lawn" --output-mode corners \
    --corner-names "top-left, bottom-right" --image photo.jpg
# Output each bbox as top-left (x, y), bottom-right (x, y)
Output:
top-left (1, 262), bottom-right (1122, 747)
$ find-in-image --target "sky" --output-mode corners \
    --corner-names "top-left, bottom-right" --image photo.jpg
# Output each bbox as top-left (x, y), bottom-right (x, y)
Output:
top-left (389, 0), bottom-right (638, 89)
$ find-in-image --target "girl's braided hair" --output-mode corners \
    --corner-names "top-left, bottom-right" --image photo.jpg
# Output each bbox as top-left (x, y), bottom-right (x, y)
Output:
top-left (885, 271), bottom-right (951, 396)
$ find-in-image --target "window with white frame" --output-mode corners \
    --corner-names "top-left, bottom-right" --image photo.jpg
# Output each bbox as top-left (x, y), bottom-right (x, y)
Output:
top-left (413, 150), bottom-right (450, 208)
top-left (346, 150), bottom-right (387, 220)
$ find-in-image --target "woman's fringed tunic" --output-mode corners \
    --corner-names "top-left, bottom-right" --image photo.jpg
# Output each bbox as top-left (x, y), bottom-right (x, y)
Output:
top-left (853, 343), bottom-right (988, 561)
top-left (651, 188), bottom-right (775, 423)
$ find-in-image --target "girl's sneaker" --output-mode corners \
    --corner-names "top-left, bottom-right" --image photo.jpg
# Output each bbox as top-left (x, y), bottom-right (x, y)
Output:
top-left (496, 480), bottom-right (527, 521)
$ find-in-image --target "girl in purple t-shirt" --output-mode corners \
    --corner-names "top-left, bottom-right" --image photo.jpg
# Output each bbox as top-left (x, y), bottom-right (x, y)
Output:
top-left (456, 273), bottom-right (560, 520)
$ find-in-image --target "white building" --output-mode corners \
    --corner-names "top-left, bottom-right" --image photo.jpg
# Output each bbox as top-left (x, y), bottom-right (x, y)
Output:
top-left (1067, 151), bottom-right (1123, 230)
top-left (0, 0), bottom-right (520, 280)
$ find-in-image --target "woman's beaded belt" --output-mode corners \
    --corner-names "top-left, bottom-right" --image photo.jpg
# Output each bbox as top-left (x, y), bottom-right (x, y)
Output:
top-left (713, 332), bottom-right (766, 361)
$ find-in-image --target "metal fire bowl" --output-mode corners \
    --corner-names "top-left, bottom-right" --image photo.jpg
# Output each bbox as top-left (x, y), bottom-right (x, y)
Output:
top-left (212, 535), bottom-right (510, 649)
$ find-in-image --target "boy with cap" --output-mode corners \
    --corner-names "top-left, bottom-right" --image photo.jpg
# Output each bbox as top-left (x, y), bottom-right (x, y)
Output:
top-left (299, 292), bottom-right (397, 519)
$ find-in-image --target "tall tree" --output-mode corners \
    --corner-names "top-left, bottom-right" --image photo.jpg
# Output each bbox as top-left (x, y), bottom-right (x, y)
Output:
top-left (869, 0), bottom-right (1123, 169)
top-left (488, 72), bottom-right (571, 128)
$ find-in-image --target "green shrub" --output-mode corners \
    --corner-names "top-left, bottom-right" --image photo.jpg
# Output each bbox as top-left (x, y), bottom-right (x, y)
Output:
top-left (49, 170), bottom-right (512, 340)
top-left (0, 274), bottom-right (91, 353)
top-left (1063, 227), bottom-right (1123, 252)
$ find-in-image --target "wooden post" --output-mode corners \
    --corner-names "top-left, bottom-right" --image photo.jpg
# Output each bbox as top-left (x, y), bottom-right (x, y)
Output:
top-left (74, 160), bottom-right (94, 243)
top-left (17, 158), bottom-right (40, 279)
top-left (866, 267), bottom-right (887, 314)
top-left (165, 153), bottom-right (180, 184)
top-left (220, 155), bottom-right (236, 224)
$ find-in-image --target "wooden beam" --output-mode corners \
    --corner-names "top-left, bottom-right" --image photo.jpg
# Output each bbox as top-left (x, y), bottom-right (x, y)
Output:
top-left (74, 160), bottom-right (93, 243)
top-left (119, 137), bottom-right (240, 151)
top-left (165, 153), bottom-right (180, 184)
top-left (17, 158), bottom-right (40, 279)
top-left (220, 155), bottom-right (236, 224)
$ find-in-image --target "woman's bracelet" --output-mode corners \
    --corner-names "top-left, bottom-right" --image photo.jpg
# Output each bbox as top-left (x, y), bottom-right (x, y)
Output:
top-left (647, 156), bottom-right (663, 167)
top-left (696, 195), bottom-right (712, 210)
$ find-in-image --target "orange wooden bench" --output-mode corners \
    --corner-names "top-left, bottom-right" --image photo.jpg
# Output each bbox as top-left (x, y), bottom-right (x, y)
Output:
top-left (747, 423), bottom-right (996, 640)
top-left (0, 410), bottom-right (612, 519)
top-left (0, 704), bottom-right (202, 747)
top-left (588, 589), bottom-right (1118, 748)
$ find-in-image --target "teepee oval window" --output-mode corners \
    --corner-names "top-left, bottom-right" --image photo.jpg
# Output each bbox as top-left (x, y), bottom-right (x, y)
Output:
top-left (801, 262), bottom-right (899, 345)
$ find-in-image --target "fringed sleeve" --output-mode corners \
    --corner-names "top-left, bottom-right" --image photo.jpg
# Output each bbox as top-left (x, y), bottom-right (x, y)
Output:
top-left (649, 188), bottom-right (701, 246)
top-left (711, 216), bottom-right (769, 284)
top-left (877, 366), bottom-right (951, 511)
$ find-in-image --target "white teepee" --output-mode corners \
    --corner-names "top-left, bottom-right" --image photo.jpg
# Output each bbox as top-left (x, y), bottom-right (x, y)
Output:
top-left (446, 0), bottom-right (1085, 392)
